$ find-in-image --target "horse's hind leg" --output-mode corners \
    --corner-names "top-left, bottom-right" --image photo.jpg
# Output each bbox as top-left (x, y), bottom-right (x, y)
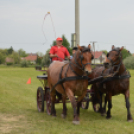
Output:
top-left (61, 95), bottom-right (67, 118)
top-left (125, 90), bottom-right (133, 122)
top-left (98, 91), bottom-right (105, 116)
top-left (102, 94), bottom-right (107, 115)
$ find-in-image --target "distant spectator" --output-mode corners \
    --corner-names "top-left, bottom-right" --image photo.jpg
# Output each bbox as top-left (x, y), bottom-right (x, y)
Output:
top-left (70, 47), bottom-right (78, 59)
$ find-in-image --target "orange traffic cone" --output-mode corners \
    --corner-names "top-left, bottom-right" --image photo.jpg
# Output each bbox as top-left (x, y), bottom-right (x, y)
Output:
top-left (27, 78), bottom-right (31, 84)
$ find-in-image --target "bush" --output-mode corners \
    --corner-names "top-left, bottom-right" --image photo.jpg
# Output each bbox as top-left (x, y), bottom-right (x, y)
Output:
top-left (20, 60), bottom-right (29, 67)
top-left (6, 62), bottom-right (13, 66)
top-left (123, 56), bottom-right (134, 69)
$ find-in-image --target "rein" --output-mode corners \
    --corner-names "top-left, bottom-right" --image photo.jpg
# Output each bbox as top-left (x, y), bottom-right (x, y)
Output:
top-left (100, 70), bottom-right (131, 86)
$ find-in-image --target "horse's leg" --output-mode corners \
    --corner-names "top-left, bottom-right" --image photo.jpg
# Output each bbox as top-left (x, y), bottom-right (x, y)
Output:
top-left (61, 95), bottom-right (67, 118)
top-left (77, 90), bottom-right (87, 116)
top-left (66, 88), bottom-right (79, 125)
top-left (102, 94), bottom-right (107, 115)
top-left (50, 90), bottom-right (56, 116)
top-left (125, 90), bottom-right (133, 122)
top-left (98, 91), bottom-right (104, 115)
top-left (106, 93), bottom-right (112, 119)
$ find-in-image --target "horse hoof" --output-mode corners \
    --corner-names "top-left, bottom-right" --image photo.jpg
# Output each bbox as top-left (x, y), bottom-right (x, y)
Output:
top-left (101, 113), bottom-right (106, 116)
top-left (61, 114), bottom-right (66, 118)
top-left (72, 121), bottom-right (80, 125)
top-left (106, 115), bottom-right (112, 119)
top-left (127, 119), bottom-right (133, 122)
top-left (52, 115), bottom-right (56, 117)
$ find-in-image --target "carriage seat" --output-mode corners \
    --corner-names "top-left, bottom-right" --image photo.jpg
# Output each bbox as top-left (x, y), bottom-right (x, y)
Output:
top-left (37, 75), bottom-right (48, 80)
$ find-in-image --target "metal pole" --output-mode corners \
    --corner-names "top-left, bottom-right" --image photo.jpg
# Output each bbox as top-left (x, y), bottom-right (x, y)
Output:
top-left (91, 41), bottom-right (97, 64)
top-left (75, 0), bottom-right (80, 46)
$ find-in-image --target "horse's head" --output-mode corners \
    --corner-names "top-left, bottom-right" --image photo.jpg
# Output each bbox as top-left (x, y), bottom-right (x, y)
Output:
top-left (104, 45), bottom-right (124, 69)
top-left (76, 44), bottom-right (94, 75)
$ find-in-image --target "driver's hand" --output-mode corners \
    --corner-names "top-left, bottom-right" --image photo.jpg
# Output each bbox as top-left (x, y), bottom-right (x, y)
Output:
top-left (55, 54), bottom-right (58, 57)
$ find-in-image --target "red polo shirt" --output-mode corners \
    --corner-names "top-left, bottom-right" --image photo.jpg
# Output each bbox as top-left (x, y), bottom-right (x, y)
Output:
top-left (49, 45), bottom-right (70, 61)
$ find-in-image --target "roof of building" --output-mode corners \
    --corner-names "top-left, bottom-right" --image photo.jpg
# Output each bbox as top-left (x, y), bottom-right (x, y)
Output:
top-left (24, 53), bottom-right (37, 61)
top-left (92, 51), bottom-right (104, 59)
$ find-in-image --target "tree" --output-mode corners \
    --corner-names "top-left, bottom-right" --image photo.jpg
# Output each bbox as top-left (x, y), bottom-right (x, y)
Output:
top-left (62, 35), bottom-right (72, 54)
top-left (121, 48), bottom-right (132, 60)
top-left (20, 60), bottom-right (29, 67)
top-left (36, 52), bottom-right (44, 57)
top-left (0, 49), bottom-right (8, 56)
top-left (0, 52), bottom-right (5, 64)
top-left (123, 56), bottom-right (134, 69)
top-left (10, 51), bottom-right (20, 64)
top-left (42, 49), bottom-right (51, 66)
top-left (18, 49), bottom-right (28, 57)
top-left (7, 46), bottom-right (14, 55)
top-left (36, 56), bottom-right (42, 65)
top-left (36, 52), bottom-right (44, 65)
top-left (102, 50), bottom-right (108, 55)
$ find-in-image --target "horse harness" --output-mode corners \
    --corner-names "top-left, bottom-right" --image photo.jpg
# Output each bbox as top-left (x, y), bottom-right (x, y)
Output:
top-left (100, 48), bottom-right (131, 85)
top-left (51, 48), bottom-right (93, 92)
top-left (51, 48), bottom-right (131, 92)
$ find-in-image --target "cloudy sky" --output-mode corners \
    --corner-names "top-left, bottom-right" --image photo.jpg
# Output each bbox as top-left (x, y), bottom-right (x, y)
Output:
top-left (0, 0), bottom-right (134, 54)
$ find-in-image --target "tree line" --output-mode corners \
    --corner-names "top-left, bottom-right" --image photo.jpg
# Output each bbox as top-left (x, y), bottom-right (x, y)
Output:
top-left (0, 47), bottom-right (28, 64)
top-left (0, 35), bottom-right (132, 67)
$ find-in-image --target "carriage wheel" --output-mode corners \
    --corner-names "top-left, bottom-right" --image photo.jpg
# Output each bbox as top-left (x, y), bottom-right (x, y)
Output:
top-left (37, 87), bottom-right (44, 112)
top-left (45, 89), bottom-right (51, 115)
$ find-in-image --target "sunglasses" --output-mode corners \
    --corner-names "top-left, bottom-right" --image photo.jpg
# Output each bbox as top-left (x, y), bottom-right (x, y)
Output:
top-left (58, 40), bottom-right (63, 42)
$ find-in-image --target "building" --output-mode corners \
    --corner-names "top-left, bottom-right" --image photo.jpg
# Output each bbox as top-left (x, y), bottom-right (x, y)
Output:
top-left (91, 51), bottom-right (106, 64)
top-left (5, 57), bottom-right (14, 63)
top-left (24, 53), bottom-right (38, 64)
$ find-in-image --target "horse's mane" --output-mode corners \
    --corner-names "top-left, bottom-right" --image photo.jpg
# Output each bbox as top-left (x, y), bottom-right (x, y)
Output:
top-left (80, 46), bottom-right (91, 52)
top-left (112, 47), bottom-right (120, 52)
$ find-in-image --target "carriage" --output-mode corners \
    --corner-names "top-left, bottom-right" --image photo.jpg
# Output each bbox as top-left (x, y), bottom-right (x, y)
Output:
top-left (36, 67), bottom-right (101, 115)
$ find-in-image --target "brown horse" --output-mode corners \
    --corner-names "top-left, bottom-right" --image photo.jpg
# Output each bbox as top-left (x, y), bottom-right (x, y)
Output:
top-left (90, 45), bottom-right (133, 122)
top-left (47, 45), bottom-right (93, 124)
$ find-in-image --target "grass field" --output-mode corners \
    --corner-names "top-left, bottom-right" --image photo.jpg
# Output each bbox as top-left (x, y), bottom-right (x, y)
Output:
top-left (0, 67), bottom-right (134, 134)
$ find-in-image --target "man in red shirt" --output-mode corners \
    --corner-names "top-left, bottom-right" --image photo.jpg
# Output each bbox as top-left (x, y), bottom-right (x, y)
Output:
top-left (49, 37), bottom-right (70, 62)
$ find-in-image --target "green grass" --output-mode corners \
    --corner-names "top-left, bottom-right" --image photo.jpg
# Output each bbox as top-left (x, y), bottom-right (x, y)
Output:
top-left (0, 67), bottom-right (134, 134)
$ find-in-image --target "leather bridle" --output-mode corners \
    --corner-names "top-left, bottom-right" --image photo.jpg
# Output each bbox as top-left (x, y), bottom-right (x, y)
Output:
top-left (107, 49), bottom-right (122, 66)
top-left (70, 49), bottom-right (94, 76)
top-left (104, 49), bottom-right (122, 76)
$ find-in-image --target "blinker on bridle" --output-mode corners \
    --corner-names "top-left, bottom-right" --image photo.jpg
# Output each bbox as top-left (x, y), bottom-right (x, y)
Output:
top-left (74, 48), bottom-right (94, 71)
top-left (106, 49), bottom-right (122, 66)
top-left (104, 49), bottom-right (123, 76)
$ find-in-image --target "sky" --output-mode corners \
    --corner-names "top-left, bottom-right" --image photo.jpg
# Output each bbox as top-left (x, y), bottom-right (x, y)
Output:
top-left (0, 0), bottom-right (134, 54)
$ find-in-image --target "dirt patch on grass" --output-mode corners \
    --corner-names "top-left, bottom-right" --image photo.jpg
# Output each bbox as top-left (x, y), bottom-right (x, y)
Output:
top-left (0, 113), bottom-right (25, 133)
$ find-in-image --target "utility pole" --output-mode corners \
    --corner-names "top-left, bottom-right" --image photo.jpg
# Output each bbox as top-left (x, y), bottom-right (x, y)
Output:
top-left (91, 41), bottom-right (97, 64)
top-left (75, 0), bottom-right (80, 46)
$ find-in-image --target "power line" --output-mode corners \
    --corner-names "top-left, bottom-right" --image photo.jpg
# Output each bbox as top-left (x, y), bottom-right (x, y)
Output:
top-left (0, 42), bottom-right (46, 45)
